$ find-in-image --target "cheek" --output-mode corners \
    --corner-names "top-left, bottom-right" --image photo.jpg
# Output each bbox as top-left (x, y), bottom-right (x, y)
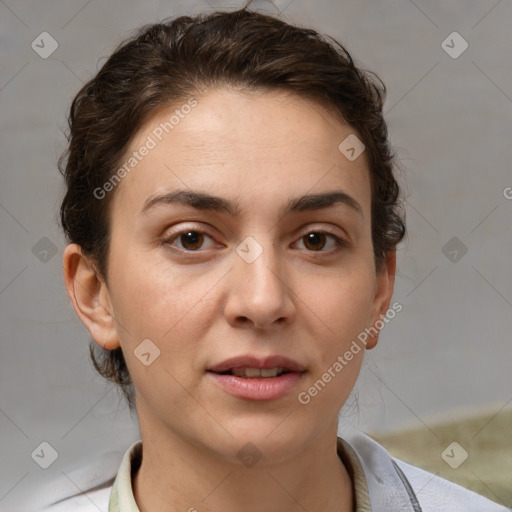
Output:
top-left (108, 248), bottom-right (216, 345)
top-left (107, 259), bottom-right (216, 402)
top-left (301, 265), bottom-right (376, 395)
top-left (296, 275), bottom-right (373, 413)
top-left (306, 267), bottom-right (376, 333)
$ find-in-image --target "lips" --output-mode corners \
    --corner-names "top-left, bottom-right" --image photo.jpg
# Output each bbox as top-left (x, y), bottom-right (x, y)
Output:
top-left (207, 355), bottom-right (306, 400)
top-left (207, 355), bottom-right (306, 374)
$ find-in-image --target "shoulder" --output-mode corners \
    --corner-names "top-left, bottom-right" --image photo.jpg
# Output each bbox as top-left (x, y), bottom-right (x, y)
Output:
top-left (31, 440), bottom-right (142, 512)
top-left (37, 441), bottom-right (141, 512)
top-left (342, 430), bottom-right (510, 512)
top-left (38, 487), bottom-right (111, 512)
top-left (394, 457), bottom-right (509, 512)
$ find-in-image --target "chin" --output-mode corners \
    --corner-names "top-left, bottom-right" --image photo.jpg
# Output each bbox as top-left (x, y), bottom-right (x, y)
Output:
top-left (210, 419), bottom-right (311, 466)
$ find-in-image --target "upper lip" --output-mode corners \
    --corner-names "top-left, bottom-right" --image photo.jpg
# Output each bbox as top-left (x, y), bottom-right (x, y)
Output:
top-left (207, 355), bottom-right (306, 373)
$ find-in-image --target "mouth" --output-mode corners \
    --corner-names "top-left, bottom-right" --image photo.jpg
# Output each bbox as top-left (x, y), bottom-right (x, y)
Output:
top-left (206, 355), bottom-right (306, 401)
top-left (211, 367), bottom-right (293, 379)
top-left (207, 354), bottom-right (306, 374)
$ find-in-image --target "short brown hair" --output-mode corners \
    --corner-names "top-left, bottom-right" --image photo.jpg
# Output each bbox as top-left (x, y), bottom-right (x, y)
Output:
top-left (59, 6), bottom-right (406, 410)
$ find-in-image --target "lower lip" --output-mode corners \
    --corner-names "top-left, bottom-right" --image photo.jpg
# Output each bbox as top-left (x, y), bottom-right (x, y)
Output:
top-left (207, 371), bottom-right (305, 401)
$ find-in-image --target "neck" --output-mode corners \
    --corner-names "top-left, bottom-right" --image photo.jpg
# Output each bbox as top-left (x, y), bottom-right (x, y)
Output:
top-left (132, 419), bottom-right (353, 512)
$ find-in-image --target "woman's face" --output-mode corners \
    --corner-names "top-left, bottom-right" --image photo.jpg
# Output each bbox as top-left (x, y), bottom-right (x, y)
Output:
top-left (90, 87), bottom-right (394, 462)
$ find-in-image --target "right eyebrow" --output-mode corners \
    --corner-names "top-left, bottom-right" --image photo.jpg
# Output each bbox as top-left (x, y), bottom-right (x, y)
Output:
top-left (141, 190), bottom-right (239, 216)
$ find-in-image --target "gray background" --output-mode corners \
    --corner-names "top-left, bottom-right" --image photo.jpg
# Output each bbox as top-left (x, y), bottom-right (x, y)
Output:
top-left (1, 0), bottom-right (511, 510)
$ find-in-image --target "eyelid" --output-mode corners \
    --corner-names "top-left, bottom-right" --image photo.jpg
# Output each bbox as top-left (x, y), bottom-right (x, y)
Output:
top-left (292, 229), bottom-right (349, 252)
top-left (162, 223), bottom-right (349, 253)
top-left (293, 221), bottom-right (350, 246)
top-left (161, 223), bottom-right (217, 249)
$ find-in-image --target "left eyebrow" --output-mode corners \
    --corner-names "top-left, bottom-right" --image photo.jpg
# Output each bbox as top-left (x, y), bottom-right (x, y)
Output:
top-left (140, 189), bottom-right (363, 218)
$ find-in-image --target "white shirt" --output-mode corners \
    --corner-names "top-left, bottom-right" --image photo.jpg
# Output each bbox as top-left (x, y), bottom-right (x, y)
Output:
top-left (38, 431), bottom-right (510, 512)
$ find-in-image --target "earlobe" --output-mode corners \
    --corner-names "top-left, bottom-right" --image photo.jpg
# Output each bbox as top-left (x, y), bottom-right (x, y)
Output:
top-left (365, 249), bottom-right (397, 350)
top-left (62, 243), bottom-right (120, 350)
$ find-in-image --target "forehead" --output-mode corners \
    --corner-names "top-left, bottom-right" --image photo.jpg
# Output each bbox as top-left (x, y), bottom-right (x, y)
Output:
top-left (110, 87), bottom-right (371, 218)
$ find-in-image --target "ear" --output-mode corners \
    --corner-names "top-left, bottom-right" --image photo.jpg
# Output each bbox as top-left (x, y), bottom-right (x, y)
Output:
top-left (62, 243), bottom-right (120, 350)
top-left (365, 249), bottom-right (397, 350)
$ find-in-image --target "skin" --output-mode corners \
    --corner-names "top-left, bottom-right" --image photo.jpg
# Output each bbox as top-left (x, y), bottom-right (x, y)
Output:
top-left (63, 87), bottom-right (396, 512)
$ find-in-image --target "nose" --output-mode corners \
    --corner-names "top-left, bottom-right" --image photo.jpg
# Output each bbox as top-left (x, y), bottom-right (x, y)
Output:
top-left (223, 237), bottom-right (296, 330)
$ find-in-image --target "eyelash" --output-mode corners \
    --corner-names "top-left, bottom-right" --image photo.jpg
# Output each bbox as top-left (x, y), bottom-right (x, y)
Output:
top-left (161, 226), bottom-right (348, 254)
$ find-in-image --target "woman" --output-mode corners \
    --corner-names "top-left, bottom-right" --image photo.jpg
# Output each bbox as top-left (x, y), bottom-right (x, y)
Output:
top-left (54, 5), bottom-right (508, 512)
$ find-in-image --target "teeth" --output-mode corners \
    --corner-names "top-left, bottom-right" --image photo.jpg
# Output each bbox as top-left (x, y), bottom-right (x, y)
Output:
top-left (231, 367), bottom-right (285, 378)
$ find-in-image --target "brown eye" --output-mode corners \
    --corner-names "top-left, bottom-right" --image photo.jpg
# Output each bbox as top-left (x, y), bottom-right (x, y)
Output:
top-left (179, 231), bottom-right (204, 250)
top-left (295, 231), bottom-right (345, 252)
top-left (164, 229), bottom-right (215, 251)
top-left (303, 232), bottom-right (327, 251)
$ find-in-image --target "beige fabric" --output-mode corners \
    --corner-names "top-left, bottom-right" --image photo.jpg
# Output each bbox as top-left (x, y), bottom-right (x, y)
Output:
top-left (337, 437), bottom-right (372, 512)
top-left (108, 438), bottom-right (371, 511)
